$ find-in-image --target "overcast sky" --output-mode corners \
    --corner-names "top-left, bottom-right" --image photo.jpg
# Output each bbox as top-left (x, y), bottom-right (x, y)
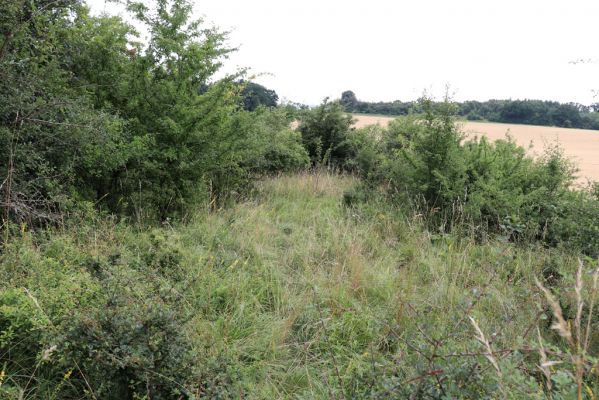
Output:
top-left (88, 0), bottom-right (599, 105)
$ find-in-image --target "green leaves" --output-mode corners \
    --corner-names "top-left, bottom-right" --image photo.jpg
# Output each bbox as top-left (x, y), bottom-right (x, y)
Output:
top-left (298, 99), bottom-right (355, 167)
top-left (1, 0), bottom-right (284, 223)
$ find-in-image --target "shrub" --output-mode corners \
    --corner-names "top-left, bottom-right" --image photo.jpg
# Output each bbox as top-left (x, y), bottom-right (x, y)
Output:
top-left (298, 99), bottom-right (355, 166)
top-left (0, 228), bottom-right (198, 399)
top-left (383, 99), bottom-right (466, 214)
top-left (1, 0), bottom-right (311, 224)
top-left (354, 96), bottom-right (599, 254)
top-left (234, 107), bottom-right (310, 175)
top-left (343, 125), bottom-right (385, 180)
top-left (62, 270), bottom-right (194, 399)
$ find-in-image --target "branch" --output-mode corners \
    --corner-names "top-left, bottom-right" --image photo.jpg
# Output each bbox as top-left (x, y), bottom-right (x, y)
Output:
top-left (20, 117), bottom-right (88, 128)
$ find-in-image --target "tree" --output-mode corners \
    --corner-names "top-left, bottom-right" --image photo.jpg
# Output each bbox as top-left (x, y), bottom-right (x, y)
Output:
top-left (240, 81), bottom-right (279, 111)
top-left (0, 0), bottom-right (130, 226)
top-left (340, 90), bottom-right (358, 111)
top-left (0, 0), bottom-right (256, 223)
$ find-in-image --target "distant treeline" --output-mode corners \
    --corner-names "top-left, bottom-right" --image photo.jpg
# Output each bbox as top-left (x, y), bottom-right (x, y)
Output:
top-left (341, 91), bottom-right (599, 130)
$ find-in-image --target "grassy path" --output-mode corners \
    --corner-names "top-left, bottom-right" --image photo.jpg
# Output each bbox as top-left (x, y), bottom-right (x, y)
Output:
top-left (175, 171), bottom-right (571, 397)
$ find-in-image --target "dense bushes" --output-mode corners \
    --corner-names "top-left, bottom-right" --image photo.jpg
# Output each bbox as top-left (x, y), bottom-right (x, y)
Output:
top-left (0, 0), bottom-right (131, 224)
top-left (234, 107), bottom-right (309, 174)
top-left (0, 222), bottom-right (251, 399)
top-left (349, 97), bottom-right (599, 256)
top-left (0, 0), bottom-right (308, 226)
top-left (298, 99), bottom-right (355, 166)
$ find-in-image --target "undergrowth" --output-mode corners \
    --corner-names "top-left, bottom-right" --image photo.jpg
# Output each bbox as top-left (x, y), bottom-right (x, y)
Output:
top-left (1, 170), bottom-right (597, 398)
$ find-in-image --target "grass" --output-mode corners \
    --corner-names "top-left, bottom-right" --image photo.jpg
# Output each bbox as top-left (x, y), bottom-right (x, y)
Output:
top-left (1, 170), bottom-right (595, 398)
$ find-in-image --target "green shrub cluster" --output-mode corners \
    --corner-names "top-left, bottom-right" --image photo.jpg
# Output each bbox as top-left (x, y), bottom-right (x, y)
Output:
top-left (0, 0), bottom-right (308, 225)
top-left (297, 99), bottom-right (355, 167)
top-left (0, 223), bottom-right (248, 399)
top-left (349, 97), bottom-right (599, 256)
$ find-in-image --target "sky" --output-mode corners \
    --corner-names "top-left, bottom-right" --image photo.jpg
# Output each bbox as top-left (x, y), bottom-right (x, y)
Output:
top-left (87, 0), bottom-right (599, 106)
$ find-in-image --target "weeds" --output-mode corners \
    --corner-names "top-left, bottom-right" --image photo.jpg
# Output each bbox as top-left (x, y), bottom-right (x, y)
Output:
top-left (1, 170), bottom-right (597, 398)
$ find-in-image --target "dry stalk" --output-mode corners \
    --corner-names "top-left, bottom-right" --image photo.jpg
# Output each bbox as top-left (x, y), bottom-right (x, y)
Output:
top-left (469, 317), bottom-right (502, 378)
top-left (535, 278), bottom-right (573, 346)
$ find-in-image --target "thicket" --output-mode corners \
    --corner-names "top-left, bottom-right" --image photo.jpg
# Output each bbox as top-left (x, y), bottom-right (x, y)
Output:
top-left (341, 90), bottom-right (599, 130)
top-left (0, 0), bottom-right (307, 227)
top-left (297, 99), bottom-right (355, 167)
top-left (346, 97), bottom-right (599, 257)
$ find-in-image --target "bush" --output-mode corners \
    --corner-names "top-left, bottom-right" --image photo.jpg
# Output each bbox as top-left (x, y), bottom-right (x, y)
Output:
top-left (0, 230), bottom-right (199, 399)
top-left (0, 0), bottom-right (312, 225)
top-left (353, 96), bottom-right (599, 255)
top-left (62, 271), bottom-right (194, 399)
top-left (342, 125), bottom-right (385, 180)
top-left (362, 98), bottom-right (467, 217)
top-left (298, 99), bottom-right (355, 166)
top-left (234, 107), bottom-right (310, 175)
top-left (546, 189), bottom-right (599, 257)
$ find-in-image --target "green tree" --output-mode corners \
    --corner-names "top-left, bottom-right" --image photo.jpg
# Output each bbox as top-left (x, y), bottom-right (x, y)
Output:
top-left (340, 90), bottom-right (358, 111)
top-left (0, 0), bottom-right (129, 226)
top-left (240, 81), bottom-right (279, 111)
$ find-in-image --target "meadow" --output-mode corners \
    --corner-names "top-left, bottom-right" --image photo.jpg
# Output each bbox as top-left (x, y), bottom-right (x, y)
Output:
top-left (1, 170), bottom-right (591, 398)
top-left (3, 1), bottom-right (599, 398)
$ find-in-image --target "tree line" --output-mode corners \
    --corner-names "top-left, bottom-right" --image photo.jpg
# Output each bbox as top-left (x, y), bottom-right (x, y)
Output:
top-left (341, 90), bottom-right (599, 129)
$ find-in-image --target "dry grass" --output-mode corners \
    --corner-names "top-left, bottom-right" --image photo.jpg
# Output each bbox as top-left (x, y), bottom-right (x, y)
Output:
top-left (535, 261), bottom-right (599, 399)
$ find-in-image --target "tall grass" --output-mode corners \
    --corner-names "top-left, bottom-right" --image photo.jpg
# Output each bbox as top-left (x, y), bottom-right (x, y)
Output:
top-left (0, 170), bottom-right (596, 398)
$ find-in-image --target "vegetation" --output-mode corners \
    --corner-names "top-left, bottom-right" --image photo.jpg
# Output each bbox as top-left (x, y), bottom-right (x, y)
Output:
top-left (2, 172), bottom-right (599, 399)
top-left (341, 90), bottom-right (599, 130)
top-left (297, 99), bottom-right (354, 167)
top-left (349, 97), bottom-right (599, 257)
top-left (239, 81), bottom-right (279, 111)
top-left (2, 1), bottom-right (599, 399)
top-left (0, 0), bottom-right (303, 225)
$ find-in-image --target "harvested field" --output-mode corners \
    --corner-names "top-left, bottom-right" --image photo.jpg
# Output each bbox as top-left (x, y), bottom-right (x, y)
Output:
top-left (353, 114), bottom-right (599, 184)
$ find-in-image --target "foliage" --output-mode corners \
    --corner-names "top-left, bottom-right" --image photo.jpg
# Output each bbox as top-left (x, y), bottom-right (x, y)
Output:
top-left (384, 99), bottom-right (467, 212)
top-left (340, 90), bottom-right (358, 110)
top-left (2, 171), bottom-right (598, 398)
top-left (342, 125), bottom-right (385, 179)
top-left (234, 107), bottom-right (309, 174)
top-left (298, 99), bottom-right (355, 166)
top-left (0, 0), bottom-right (130, 225)
top-left (2, 1), bottom-right (599, 398)
top-left (350, 96), bottom-right (599, 256)
top-left (239, 81), bottom-right (279, 111)
top-left (0, 0), bottom-right (305, 226)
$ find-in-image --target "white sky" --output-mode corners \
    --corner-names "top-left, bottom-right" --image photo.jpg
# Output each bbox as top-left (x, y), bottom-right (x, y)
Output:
top-left (88, 0), bottom-right (599, 105)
